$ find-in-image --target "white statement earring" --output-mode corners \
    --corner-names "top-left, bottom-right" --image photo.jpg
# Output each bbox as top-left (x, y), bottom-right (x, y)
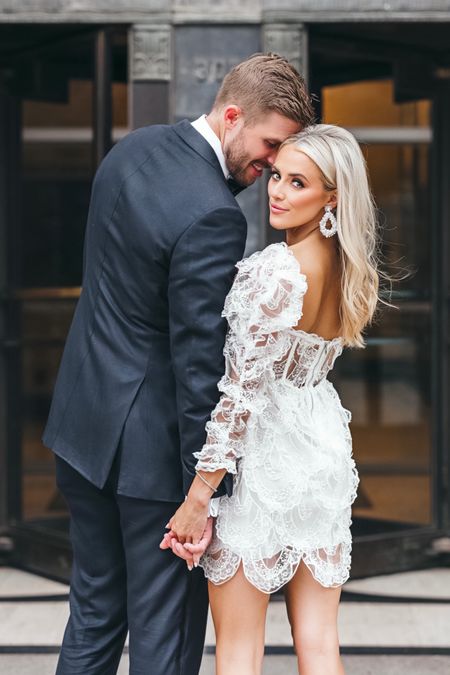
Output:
top-left (319, 205), bottom-right (338, 238)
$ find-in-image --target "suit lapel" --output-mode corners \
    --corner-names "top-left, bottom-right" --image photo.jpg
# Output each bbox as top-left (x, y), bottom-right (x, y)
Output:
top-left (173, 119), bottom-right (225, 178)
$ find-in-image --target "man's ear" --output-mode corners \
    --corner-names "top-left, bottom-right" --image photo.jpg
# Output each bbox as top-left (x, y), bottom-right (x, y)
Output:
top-left (223, 105), bottom-right (243, 130)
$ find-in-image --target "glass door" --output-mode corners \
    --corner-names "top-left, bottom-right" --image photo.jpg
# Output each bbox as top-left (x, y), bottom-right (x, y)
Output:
top-left (317, 75), bottom-right (441, 575)
top-left (1, 27), bottom-right (128, 579)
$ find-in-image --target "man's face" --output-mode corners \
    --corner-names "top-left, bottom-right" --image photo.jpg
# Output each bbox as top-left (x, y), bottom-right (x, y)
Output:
top-left (223, 112), bottom-right (300, 187)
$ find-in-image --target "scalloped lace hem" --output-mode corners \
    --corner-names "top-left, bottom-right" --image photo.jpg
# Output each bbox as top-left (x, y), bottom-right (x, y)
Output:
top-left (199, 543), bottom-right (351, 594)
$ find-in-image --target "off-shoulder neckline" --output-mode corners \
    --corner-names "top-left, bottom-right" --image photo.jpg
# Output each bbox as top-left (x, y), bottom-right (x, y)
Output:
top-left (274, 242), bottom-right (344, 346)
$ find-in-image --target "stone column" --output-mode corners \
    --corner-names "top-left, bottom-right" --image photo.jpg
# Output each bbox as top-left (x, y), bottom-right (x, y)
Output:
top-left (263, 23), bottom-right (309, 86)
top-left (173, 23), bottom-right (263, 253)
top-left (128, 24), bottom-right (172, 129)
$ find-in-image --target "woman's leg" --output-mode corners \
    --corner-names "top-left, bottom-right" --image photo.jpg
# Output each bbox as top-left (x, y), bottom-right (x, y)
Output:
top-left (284, 561), bottom-right (345, 675)
top-left (209, 565), bottom-right (270, 675)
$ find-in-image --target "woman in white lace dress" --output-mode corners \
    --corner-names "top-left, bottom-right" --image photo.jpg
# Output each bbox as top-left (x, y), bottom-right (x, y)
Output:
top-left (165, 124), bottom-right (380, 675)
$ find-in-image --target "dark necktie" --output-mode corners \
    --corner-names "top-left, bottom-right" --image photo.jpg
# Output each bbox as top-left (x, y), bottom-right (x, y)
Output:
top-left (226, 176), bottom-right (246, 197)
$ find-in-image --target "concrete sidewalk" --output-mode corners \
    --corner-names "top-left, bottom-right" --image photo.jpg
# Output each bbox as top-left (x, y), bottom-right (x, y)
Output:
top-left (1, 566), bottom-right (450, 674)
top-left (1, 654), bottom-right (450, 674)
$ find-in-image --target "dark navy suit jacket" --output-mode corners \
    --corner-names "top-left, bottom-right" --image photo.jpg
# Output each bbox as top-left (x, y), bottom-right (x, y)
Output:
top-left (43, 120), bottom-right (247, 501)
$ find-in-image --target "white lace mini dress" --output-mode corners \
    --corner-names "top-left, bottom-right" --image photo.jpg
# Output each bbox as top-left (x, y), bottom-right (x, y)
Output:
top-left (194, 242), bottom-right (359, 593)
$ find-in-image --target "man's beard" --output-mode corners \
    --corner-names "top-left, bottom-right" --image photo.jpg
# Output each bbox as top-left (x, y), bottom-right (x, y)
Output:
top-left (224, 133), bottom-right (257, 187)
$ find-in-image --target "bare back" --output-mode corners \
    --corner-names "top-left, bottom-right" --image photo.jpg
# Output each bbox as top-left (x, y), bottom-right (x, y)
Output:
top-left (289, 235), bottom-right (342, 341)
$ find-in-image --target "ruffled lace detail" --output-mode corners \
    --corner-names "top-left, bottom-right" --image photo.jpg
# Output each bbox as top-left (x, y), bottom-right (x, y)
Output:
top-left (194, 243), bottom-right (307, 474)
top-left (194, 242), bottom-right (358, 592)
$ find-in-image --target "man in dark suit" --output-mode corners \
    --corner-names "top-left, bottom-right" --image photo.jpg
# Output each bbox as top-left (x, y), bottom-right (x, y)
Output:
top-left (43, 53), bottom-right (313, 675)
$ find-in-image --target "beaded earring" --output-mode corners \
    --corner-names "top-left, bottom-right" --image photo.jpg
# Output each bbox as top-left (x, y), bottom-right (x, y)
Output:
top-left (319, 205), bottom-right (338, 238)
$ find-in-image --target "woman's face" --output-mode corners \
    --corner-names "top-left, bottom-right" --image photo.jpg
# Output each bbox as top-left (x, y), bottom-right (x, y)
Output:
top-left (268, 144), bottom-right (336, 232)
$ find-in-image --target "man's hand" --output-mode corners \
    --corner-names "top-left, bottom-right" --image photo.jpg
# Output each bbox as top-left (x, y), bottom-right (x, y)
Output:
top-left (159, 516), bottom-right (214, 570)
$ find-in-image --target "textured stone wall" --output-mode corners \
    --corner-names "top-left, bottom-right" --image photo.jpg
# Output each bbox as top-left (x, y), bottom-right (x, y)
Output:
top-left (0, 0), bottom-right (259, 22)
top-left (263, 0), bottom-right (450, 9)
top-left (0, 0), bottom-right (164, 12)
top-left (1, 0), bottom-right (450, 21)
top-left (262, 0), bottom-right (450, 20)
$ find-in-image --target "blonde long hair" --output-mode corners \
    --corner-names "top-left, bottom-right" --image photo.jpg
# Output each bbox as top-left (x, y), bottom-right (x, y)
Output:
top-left (281, 124), bottom-right (380, 348)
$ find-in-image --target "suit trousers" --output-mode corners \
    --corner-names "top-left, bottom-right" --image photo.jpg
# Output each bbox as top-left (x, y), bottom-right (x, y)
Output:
top-left (55, 455), bottom-right (209, 675)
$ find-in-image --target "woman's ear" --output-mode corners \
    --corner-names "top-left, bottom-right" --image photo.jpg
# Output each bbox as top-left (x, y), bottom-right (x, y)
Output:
top-left (327, 192), bottom-right (338, 211)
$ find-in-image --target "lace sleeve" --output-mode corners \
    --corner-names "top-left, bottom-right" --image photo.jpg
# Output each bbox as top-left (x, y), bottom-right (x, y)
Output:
top-left (194, 243), bottom-right (307, 474)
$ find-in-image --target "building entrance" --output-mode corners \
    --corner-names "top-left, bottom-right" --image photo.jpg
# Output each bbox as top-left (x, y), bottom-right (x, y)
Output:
top-left (1, 20), bottom-right (449, 581)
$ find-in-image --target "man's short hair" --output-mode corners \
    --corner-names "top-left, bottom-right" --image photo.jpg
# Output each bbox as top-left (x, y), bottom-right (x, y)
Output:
top-left (213, 52), bottom-right (314, 128)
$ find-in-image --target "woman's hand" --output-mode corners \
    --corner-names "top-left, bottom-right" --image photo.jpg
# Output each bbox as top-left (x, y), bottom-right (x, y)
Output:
top-left (183, 516), bottom-right (214, 567)
top-left (166, 493), bottom-right (209, 546)
top-left (160, 514), bottom-right (214, 570)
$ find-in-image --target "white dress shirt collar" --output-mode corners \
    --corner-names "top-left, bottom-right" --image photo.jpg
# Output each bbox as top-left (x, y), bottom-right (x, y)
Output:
top-left (191, 114), bottom-right (229, 179)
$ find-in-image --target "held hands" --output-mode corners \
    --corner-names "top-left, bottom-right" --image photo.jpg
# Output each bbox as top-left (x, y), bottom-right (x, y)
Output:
top-left (159, 469), bottom-right (224, 569)
top-left (160, 515), bottom-right (214, 570)
top-left (159, 494), bottom-right (213, 569)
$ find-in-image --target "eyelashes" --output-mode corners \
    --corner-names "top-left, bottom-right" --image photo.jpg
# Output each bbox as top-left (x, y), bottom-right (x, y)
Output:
top-left (270, 172), bottom-right (304, 189)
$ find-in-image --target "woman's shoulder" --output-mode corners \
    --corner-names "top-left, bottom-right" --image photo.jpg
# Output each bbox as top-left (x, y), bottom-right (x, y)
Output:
top-left (237, 241), bottom-right (303, 277)
top-left (234, 242), bottom-right (308, 297)
top-left (287, 242), bottom-right (328, 284)
top-left (224, 242), bottom-right (308, 334)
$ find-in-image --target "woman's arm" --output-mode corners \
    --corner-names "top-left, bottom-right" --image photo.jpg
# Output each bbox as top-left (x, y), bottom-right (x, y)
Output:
top-left (163, 244), bottom-right (308, 564)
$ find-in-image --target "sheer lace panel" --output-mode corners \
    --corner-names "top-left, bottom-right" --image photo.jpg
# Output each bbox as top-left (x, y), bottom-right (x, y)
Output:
top-left (194, 243), bottom-right (308, 474)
